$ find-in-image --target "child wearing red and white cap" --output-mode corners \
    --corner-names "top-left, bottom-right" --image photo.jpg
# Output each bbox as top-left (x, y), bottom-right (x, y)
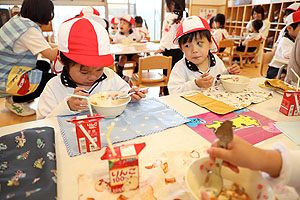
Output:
top-left (168, 16), bottom-right (240, 94)
top-left (267, 12), bottom-right (300, 79)
top-left (113, 14), bottom-right (142, 81)
top-left (37, 17), bottom-right (147, 119)
top-left (109, 16), bottom-right (120, 38)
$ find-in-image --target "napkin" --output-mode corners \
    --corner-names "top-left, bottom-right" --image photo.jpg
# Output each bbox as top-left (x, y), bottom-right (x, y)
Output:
top-left (264, 79), bottom-right (295, 93)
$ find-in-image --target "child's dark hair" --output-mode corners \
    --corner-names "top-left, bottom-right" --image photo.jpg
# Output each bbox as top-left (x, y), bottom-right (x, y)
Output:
top-left (103, 18), bottom-right (109, 32)
top-left (20, 0), bottom-right (54, 25)
top-left (283, 9), bottom-right (295, 18)
top-left (251, 5), bottom-right (265, 20)
top-left (135, 16), bottom-right (148, 29)
top-left (209, 16), bottom-right (215, 29)
top-left (289, 21), bottom-right (300, 30)
top-left (60, 52), bottom-right (76, 72)
top-left (178, 30), bottom-right (212, 47)
top-left (166, 0), bottom-right (185, 24)
top-left (252, 19), bottom-right (263, 32)
top-left (214, 13), bottom-right (226, 27)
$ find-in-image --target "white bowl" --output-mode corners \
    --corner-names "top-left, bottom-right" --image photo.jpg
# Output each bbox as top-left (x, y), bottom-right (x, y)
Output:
top-left (89, 91), bottom-right (130, 118)
top-left (220, 75), bottom-right (250, 93)
top-left (133, 43), bottom-right (146, 51)
top-left (186, 157), bottom-right (275, 200)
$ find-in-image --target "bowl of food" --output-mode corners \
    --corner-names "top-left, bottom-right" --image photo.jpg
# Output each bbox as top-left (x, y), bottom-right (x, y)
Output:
top-left (89, 91), bottom-right (130, 118)
top-left (186, 157), bottom-right (275, 200)
top-left (220, 75), bottom-right (250, 93)
top-left (133, 43), bottom-right (147, 51)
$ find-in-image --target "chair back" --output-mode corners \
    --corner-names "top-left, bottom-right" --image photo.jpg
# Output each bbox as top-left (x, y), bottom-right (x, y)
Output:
top-left (216, 39), bottom-right (235, 66)
top-left (132, 56), bottom-right (172, 87)
top-left (244, 40), bottom-right (261, 55)
top-left (218, 39), bottom-right (235, 50)
top-left (259, 51), bottom-right (274, 77)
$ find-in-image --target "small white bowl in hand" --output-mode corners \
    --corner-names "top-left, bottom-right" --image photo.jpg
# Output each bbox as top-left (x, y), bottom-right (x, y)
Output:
top-left (186, 157), bottom-right (275, 200)
top-left (89, 91), bottom-right (130, 118)
top-left (220, 75), bottom-right (250, 93)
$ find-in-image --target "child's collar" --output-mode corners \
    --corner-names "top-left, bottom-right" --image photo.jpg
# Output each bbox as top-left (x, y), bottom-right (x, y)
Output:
top-left (185, 51), bottom-right (216, 74)
top-left (60, 67), bottom-right (107, 93)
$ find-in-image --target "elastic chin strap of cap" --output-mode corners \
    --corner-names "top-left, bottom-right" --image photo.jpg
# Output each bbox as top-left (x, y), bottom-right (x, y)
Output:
top-left (53, 51), bottom-right (62, 74)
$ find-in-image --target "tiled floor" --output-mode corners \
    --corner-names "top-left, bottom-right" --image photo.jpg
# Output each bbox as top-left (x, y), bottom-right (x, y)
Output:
top-left (0, 60), bottom-right (265, 128)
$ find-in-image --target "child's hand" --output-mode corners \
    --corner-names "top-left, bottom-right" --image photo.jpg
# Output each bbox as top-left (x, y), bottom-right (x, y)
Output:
top-left (154, 49), bottom-right (164, 55)
top-left (129, 87), bottom-right (148, 102)
top-left (195, 73), bottom-right (214, 89)
top-left (67, 87), bottom-right (89, 111)
top-left (227, 64), bottom-right (240, 75)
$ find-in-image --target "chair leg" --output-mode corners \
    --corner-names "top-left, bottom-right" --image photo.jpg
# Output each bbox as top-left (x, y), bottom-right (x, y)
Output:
top-left (229, 57), bottom-right (232, 67)
top-left (239, 55), bottom-right (243, 69)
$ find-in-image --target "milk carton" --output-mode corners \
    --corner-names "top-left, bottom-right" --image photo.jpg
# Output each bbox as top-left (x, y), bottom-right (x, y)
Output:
top-left (101, 143), bottom-right (146, 193)
top-left (280, 91), bottom-right (300, 116)
top-left (68, 114), bottom-right (104, 153)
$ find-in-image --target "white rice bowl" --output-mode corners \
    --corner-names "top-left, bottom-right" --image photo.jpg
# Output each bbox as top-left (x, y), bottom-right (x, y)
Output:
top-left (220, 75), bottom-right (250, 93)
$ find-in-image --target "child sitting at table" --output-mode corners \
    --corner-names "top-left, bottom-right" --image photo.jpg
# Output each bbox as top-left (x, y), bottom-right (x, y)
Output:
top-left (267, 12), bottom-right (300, 79)
top-left (134, 16), bottom-right (149, 40)
top-left (109, 16), bottom-right (119, 39)
top-left (36, 17), bottom-right (147, 119)
top-left (236, 19), bottom-right (263, 53)
top-left (206, 134), bottom-right (300, 198)
top-left (167, 16), bottom-right (240, 94)
top-left (213, 13), bottom-right (229, 52)
top-left (113, 14), bottom-right (142, 82)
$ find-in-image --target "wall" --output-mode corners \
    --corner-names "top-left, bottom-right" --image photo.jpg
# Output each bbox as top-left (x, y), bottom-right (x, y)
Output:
top-left (189, 0), bottom-right (226, 16)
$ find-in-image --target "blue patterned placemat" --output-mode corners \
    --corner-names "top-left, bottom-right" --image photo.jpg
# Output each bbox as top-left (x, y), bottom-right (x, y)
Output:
top-left (57, 98), bottom-right (189, 157)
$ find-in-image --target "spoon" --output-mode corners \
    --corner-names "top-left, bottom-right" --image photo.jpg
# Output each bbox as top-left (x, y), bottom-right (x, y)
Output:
top-left (119, 87), bottom-right (149, 99)
top-left (204, 120), bottom-right (234, 197)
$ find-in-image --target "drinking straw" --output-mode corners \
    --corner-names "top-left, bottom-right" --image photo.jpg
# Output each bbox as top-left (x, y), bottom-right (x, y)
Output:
top-left (291, 68), bottom-right (299, 91)
top-left (67, 94), bottom-right (93, 115)
top-left (78, 124), bottom-right (99, 149)
top-left (105, 122), bottom-right (116, 156)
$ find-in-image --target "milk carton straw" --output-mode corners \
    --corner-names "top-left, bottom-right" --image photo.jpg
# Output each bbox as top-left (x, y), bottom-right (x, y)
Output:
top-left (105, 122), bottom-right (116, 156)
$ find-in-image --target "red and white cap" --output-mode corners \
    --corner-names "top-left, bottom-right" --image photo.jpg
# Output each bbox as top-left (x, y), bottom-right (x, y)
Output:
top-left (120, 14), bottom-right (135, 25)
top-left (110, 17), bottom-right (120, 25)
top-left (58, 17), bottom-right (114, 68)
top-left (285, 11), bottom-right (300, 28)
top-left (79, 6), bottom-right (107, 29)
top-left (173, 16), bottom-right (218, 53)
top-left (284, 3), bottom-right (300, 12)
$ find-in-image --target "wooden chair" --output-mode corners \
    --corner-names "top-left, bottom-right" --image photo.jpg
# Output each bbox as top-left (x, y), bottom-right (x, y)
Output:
top-left (130, 56), bottom-right (172, 89)
top-left (232, 40), bottom-right (261, 68)
top-left (216, 39), bottom-right (235, 66)
top-left (259, 51), bottom-right (274, 77)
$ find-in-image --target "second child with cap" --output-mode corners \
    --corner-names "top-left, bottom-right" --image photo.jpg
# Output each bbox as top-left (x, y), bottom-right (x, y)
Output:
top-left (113, 14), bottom-right (142, 82)
top-left (109, 16), bottom-right (119, 38)
top-left (36, 17), bottom-right (147, 119)
top-left (168, 16), bottom-right (240, 94)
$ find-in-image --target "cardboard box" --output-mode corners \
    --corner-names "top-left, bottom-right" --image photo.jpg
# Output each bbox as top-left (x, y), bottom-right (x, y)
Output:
top-left (68, 114), bottom-right (104, 153)
top-left (280, 91), bottom-right (300, 116)
top-left (101, 143), bottom-right (146, 193)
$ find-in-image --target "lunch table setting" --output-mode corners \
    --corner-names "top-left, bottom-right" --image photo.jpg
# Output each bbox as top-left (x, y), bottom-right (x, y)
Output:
top-left (1, 76), bottom-right (300, 200)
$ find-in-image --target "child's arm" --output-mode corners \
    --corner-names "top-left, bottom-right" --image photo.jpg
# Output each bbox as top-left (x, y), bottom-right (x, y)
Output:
top-left (128, 87), bottom-right (148, 102)
top-left (207, 135), bottom-right (282, 177)
top-left (227, 63), bottom-right (240, 75)
top-left (67, 87), bottom-right (89, 111)
top-left (195, 73), bottom-right (214, 89)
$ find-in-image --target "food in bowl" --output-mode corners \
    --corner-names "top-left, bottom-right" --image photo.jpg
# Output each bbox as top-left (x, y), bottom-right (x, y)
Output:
top-left (89, 91), bottom-right (130, 118)
top-left (186, 157), bottom-right (275, 200)
top-left (133, 43), bottom-right (146, 51)
top-left (220, 75), bottom-right (250, 93)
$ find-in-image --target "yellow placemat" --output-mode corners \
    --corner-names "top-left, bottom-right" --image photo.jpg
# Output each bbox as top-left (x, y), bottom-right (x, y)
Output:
top-left (181, 91), bottom-right (237, 115)
top-left (264, 79), bottom-right (295, 93)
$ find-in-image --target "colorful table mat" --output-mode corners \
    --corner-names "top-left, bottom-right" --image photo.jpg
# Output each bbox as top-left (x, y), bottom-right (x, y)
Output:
top-left (57, 98), bottom-right (189, 157)
top-left (186, 108), bottom-right (281, 145)
top-left (181, 86), bottom-right (273, 115)
top-left (0, 127), bottom-right (57, 200)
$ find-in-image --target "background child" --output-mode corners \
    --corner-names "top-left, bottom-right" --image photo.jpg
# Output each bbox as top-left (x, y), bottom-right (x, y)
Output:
top-left (236, 19), bottom-right (263, 52)
top-left (207, 134), bottom-right (300, 196)
top-left (109, 16), bottom-right (119, 38)
top-left (154, 0), bottom-right (185, 95)
top-left (134, 16), bottom-right (149, 40)
top-left (168, 16), bottom-right (240, 94)
top-left (113, 14), bottom-right (141, 82)
top-left (285, 31), bottom-right (300, 84)
top-left (37, 17), bottom-right (147, 119)
top-left (213, 13), bottom-right (229, 53)
top-left (0, 0), bottom-right (58, 116)
top-left (267, 12), bottom-right (300, 79)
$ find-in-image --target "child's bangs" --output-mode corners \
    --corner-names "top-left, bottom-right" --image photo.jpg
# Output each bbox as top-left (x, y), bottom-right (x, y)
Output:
top-left (179, 30), bottom-right (212, 46)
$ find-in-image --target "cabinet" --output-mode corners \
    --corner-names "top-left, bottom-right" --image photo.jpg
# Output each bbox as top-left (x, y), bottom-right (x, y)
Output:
top-left (225, 1), bottom-right (300, 51)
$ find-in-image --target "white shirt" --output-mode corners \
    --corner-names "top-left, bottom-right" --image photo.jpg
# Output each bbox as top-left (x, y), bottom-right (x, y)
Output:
top-left (113, 30), bottom-right (141, 43)
top-left (246, 19), bottom-right (270, 40)
top-left (242, 32), bottom-right (262, 46)
top-left (269, 35), bottom-right (294, 69)
top-left (13, 17), bottom-right (51, 55)
top-left (213, 28), bottom-right (229, 45)
top-left (135, 27), bottom-right (149, 39)
top-left (159, 13), bottom-right (180, 51)
top-left (36, 68), bottom-right (131, 119)
top-left (168, 54), bottom-right (228, 94)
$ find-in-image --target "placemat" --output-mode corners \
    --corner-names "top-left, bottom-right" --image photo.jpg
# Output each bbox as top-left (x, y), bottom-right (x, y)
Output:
top-left (0, 127), bottom-right (56, 200)
top-left (57, 98), bottom-right (189, 157)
